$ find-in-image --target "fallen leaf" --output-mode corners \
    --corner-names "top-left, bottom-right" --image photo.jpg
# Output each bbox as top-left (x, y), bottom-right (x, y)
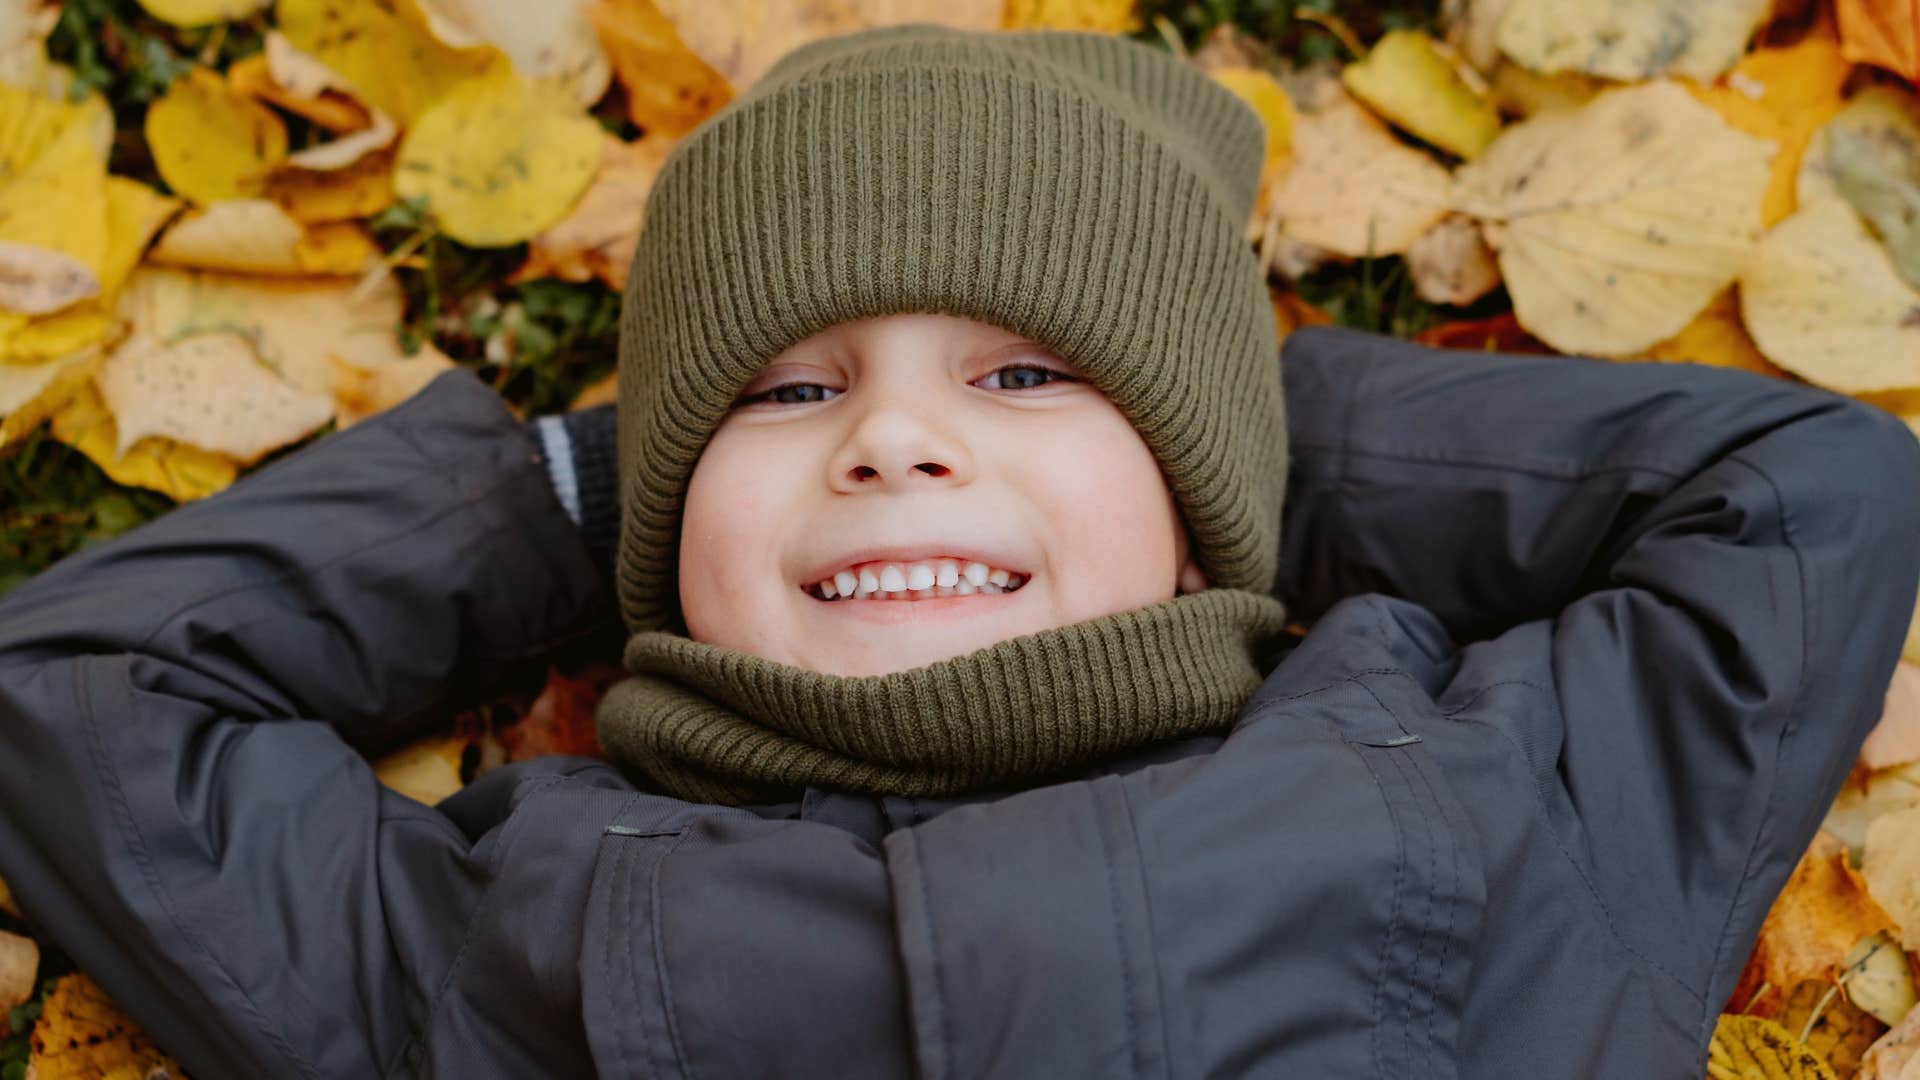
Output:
top-left (371, 732), bottom-right (469, 805)
top-left (1801, 87), bottom-right (1920, 211)
top-left (0, 80), bottom-right (110, 184)
top-left (570, 368), bottom-right (618, 410)
top-left (284, 110), bottom-right (398, 171)
top-left (0, 348), bottom-right (100, 452)
top-left (1414, 310), bottom-right (1556, 351)
top-left (1825, 759), bottom-right (1920, 860)
top-left (1781, 975), bottom-right (1891, 1076)
top-left (135, 0), bottom-right (270, 25)
top-left (0, 240), bottom-right (96, 315)
top-left (266, 146), bottom-right (397, 224)
top-left (1406, 212), bottom-right (1502, 304)
top-left (1633, 286), bottom-right (1787, 376)
top-left (1209, 66), bottom-right (1295, 207)
top-left (1343, 29), bottom-right (1502, 159)
top-left (1865, 805), bottom-right (1920, 950)
top-left (1740, 196), bottom-right (1920, 393)
top-left (328, 343), bottom-right (455, 429)
top-left (0, 872), bottom-right (16, 918)
top-left (1496, 0), bottom-right (1774, 81)
top-left (0, 929), bottom-right (34, 1012)
top-left (0, 115), bottom-right (108, 296)
top-left (645, 0), bottom-right (1001, 93)
top-left (1002, 0), bottom-right (1139, 32)
top-left (414, 0), bottom-right (611, 105)
top-left (227, 40), bottom-right (370, 133)
top-left (1844, 931), bottom-right (1918, 1028)
top-left (28, 973), bottom-right (187, 1080)
top-left (1442, 0), bottom-right (1510, 73)
top-left (276, 0), bottom-right (500, 126)
top-left (144, 66), bottom-right (289, 203)
top-left (1750, 831), bottom-right (1900, 993)
top-left (1687, 13), bottom-right (1853, 228)
top-left (149, 198), bottom-right (377, 276)
top-left (1708, 1013), bottom-right (1840, 1079)
top-left (95, 330), bottom-right (333, 462)
top-left (513, 132), bottom-right (670, 291)
top-left (584, 0), bottom-right (734, 138)
top-left (1453, 80), bottom-right (1774, 357)
top-left (118, 265), bottom-right (413, 401)
top-left (1486, 60), bottom-right (1608, 117)
top-left (1269, 284), bottom-right (1334, 340)
top-left (1265, 81), bottom-right (1453, 258)
top-left (0, 0), bottom-right (58, 94)
top-left (498, 663), bottom-right (622, 762)
top-left (1862, 988), bottom-right (1920, 1079)
top-left (1865, 664), bottom-right (1920, 772)
top-left (1822, 86), bottom-right (1920, 290)
top-left (1836, 0), bottom-right (1920, 82)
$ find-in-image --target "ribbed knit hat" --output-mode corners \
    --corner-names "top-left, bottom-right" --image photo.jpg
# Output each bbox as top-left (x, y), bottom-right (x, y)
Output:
top-left (614, 22), bottom-right (1287, 637)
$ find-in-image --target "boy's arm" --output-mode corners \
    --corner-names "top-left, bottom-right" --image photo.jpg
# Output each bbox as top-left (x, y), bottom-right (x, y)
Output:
top-left (0, 369), bottom-right (615, 1076)
top-left (1275, 325), bottom-right (1920, 1011)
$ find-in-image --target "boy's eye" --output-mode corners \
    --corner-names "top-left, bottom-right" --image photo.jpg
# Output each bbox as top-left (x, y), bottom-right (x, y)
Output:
top-left (732, 364), bottom-right (1078, 408)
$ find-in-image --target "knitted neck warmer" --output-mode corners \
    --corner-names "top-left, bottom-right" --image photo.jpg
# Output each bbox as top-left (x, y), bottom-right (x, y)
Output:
top-left (597, 588), bottom-right (1291, 806)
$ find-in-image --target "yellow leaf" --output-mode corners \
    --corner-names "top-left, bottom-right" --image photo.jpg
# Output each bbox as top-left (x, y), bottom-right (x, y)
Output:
top-left (47, 376), bottom-right (238, 500)
top-left (276, 0), bottom-right (500, 126)
top-left (0, 241), bottom-right (96, 315)
top-left (1865, 805), bottom-right (1920, 952)
top-left (414, 0), bottom-right (612, 105)
top-left (267, 147), bottom-right (397, 224)
top-left (372, 732), bottom-right (469, 805)
top-left (226, 46), bottom-right (370, 133)
top-left (144, 66), bottom-right (289, 203)
top-left (1842, 931), bottom-right (1917, 1029)
top-left (1265, 80), bottom-right (1453, 259)
top-left (97, 177), bottom-right (181, 299)
top-left (583, 0), bottom-right (733, 138)
top-left (1708, 1014), bottom-right (1840, 1080)
top-left (134, 0), bottom-right (270, 26)
top-left (1486, 60), bottom-right (1608, 118)
top-left (27, 973), bottom-right (186, 1080)
top-left (0, 81), bottom-right (110, 185)
top-left (1496, 0), bottom-right (1774, 81)
top-left (1687, 15), bottom-right (1852, 228)
top-left (1863, 663), bottom-right (1920, 773)
top-left (149, 199), bottom-right (376, 276)
top-left (394, 58), bottom-right (603, 247)
top-left (1208, 66), bottom-right (1294, 208)
top-left (1752, 831), bottom-right (1901, 994)
top-left (1342, 29), bottom-right (1502, 159)
top-left (515, 132), bottom-right (670, 291)
top-left (0, 928), bottom-right (35, 1012)
top-left (644, 0), bottom-right (1001, 93)
top-left (1002, 0), bottom-right (1140, 32)
top-left (0, 116), bottom-right (108, 288)
top-left (329, 343), bottom-right (456, 429)
top-left (1453, 80), bottom-right (1773, 357)
top-left (95, 330), bottom-right (333, 462)
top-left (1633, 286), bottom-right (1786, 377)
top-left (0, 0), bottom-right (59, 91)
top-left (1740, 196), bottom-right (1920, 393)
top-left (0, 348), bottom-right (97, 452)
top-left (117, 266), bottom-right (412, 401)
top-left (0, 307), bottom-right (120, 363)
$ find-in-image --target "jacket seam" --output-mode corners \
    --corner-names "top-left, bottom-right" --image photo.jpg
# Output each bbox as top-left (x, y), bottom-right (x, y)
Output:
top-left (614, 837), bottom-right (659, 1080)
top-left (1702, 454), bottom-right (1808, 1048)
top-left (1350, 737), bottom-right (1408, 1080)
top-left (908, 830), bottom-right (957, 1080)
top-left (89, 657), bottom-right (322, 1080)
top-left (651, 830), bottom-right (698, 1079)
top-left (1392, 745), bottom-right (1460, 1077)
top-left (1093, 781), bottom-right (1143, 1080)
top-left (1115, 779), bottom-right (1175, 1080)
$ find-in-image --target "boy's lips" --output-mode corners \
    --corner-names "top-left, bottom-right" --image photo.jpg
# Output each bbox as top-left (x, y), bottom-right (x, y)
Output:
top-left (796, 544), bottom-right (1030, 588)
top-left (803, 586), bottom-right (1026, 624)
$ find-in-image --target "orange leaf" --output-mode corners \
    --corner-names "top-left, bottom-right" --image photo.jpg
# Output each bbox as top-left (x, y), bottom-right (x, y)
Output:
top-left (1837, 0), bottom-right (1920, 82)
top-left (28, 973), bottom-right (185, 1080)
top-left (499, 663), bottom-right (623, 763)
top-left (1413, 312), bottom-right (1555, 354)
top-left (1752, 831), bottom-right (1902, 993)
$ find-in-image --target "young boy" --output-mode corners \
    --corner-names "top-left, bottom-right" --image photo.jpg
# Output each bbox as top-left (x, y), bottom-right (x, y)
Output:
top-left (1, 22), bottom-right (1916, 1080)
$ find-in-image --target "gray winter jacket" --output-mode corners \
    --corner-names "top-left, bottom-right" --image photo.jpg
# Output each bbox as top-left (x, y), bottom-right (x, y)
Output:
top-left (2, 325), bottom-right (1916, 1079)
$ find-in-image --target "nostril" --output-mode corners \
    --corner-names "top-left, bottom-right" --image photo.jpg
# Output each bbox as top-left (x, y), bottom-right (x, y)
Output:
top-left (915, 463), bottom-right (949, 476)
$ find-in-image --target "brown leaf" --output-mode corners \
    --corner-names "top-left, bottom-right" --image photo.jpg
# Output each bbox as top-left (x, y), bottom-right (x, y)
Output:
top-left (1413, 312), bottom-right (1556, 353)
top-left (1752, 831), bottom-right (1901, 993)
top-left (1836, 0), bottom-right (1920, 82)
top-left (94, 331), bottom-right (334, 463)
top-left (499, 663), bottom-right (623, 763)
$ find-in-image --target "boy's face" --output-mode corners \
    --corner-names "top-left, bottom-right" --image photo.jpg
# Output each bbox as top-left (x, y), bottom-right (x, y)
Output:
top-left (678, 313), bottom-right (1207, 677)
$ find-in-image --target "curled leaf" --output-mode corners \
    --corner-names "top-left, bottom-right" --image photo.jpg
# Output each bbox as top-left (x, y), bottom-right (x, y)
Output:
top-left (414, 0), bottom-right (612, 105)
top-left (1266, 81), bottom-right (1453, 259)
top-left (1342, 29), bottom-right (1501, 159)
top-left (1750, 831), bottom-right (1899, 994)
top-left (585, 0), bottom-right (733, 138)
top-left (276, 0), bottom-right (500, 126)
top-left (144, 66), bottom-right (289, 203)
top-left (1842, 932), bottom-right (1917, 1029)
top-left (149, 199), bottom-right (377, 276)
top-left (1406, 213), bottom-right (1502, 305)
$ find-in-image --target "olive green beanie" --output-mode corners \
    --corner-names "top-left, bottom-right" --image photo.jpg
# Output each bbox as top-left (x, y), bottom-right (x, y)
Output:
top-left (613, 22), bottom-right (1287, 636)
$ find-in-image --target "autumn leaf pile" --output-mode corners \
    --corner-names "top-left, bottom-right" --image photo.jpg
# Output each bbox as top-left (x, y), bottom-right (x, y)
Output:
top-left (2, 0), bottom-right (1920, 1077)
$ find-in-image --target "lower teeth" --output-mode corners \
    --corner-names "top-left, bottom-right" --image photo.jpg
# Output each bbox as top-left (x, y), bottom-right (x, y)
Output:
top-left (816, 579), bottom-right (1023, 601)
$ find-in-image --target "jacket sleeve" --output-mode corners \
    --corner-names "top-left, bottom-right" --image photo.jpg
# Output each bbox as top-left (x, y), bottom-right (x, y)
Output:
top-left (0, 369), bottom-right (617, 1078)
top-left (1273, 325), bottom-right (1920, 1010)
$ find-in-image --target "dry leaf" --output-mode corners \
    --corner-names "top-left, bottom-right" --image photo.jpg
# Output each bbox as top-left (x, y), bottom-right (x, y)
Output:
top-left (393, 58), bottom-right (603, 247)
top-left (1836, 0), bottom-right (1920, 82)
top-left (0, 116), bottom-right (108, 295)
top-left (645, 0), bottom-right (1001, 93)
top-left (1750, 831), bottom-right (1900, 993)
top-left (328, 343), bottom-right (455, 429)
top-left (1844, 931), bottom-right (1918, 1028)
top-left (118, 266), bottom-right (412, 401)
top-left (0, 872), bottom-right (17, 919)
top-left (135, 0), bottom-right (269, 25)
top-left (1414, 310), bottom-right (1556, 352)
top-left (1002, 0), bottom-right (1139, 32)
top-left (0, 348), bottom-right (100, 452)
top-left (144, 66), bottom-right (288, 204)
top-left (1821, 87), bottom-right (1920, 291)
top-left (1209, 66), bottom-right (1295, 209)
top-left (1865, 805), bottom-right (1920, 950)
top-left (1709, 1013), bottom-right (1840, 1079)
top-left (1865, 664), bottom-right (1920, 772)
top-left (1453, 80), bottom-right (1773, 357)
top-left (266, 147), bottom-right (397, 224)
top-left (1740, 196), bottom-right (1920, 393)
top-left (584, 0), bottom-right (734, 139)
top-left (1825, 759), bottom-right (1920, 862)
top-left (1496, 0), bottom-right (1774, 81)
top-left (276, 0), bottom-right (500, 126)
top-left (0, 928), bottom-right (35, 1012)
top-left (1633, 286), bottom-right (1787, 377)
top-left (95, 331), bottom-right (333, 462)
top-left (1687, 13), bottom-right (1853, 229)
top-left (0, 80), bottom-right (110, 184)
top-left (0, 0), bottom-right (59, 90)
top-left (498, 663), bottom-right (622, 762)
top-left (1266, 83), bottom-right (1453, 258)
top-left (149, 199), bottom-right (377, 276)
top-left (571, 368), bottom-right (618, 410)
top-left (514, 132), bottom-right (670, 291)
top-left (414, 0), bottom-right (611, 105)
top-left (1486, 60), bottom-right (1608, 118)
top-left (1862, 987), bottom-right (1920, 1079)
top-left (28, 973), bottom-right (186, 1080)
top-left (1782, 975), bottom-right (1891, 1076)
top-left (0, 241), bottom-right (96, 315)
top-left (1406, 212), bottom-right (1502, 304)
top-left (1443, 0), bottom-right (1510, 73)
top-left (227, 42), bottom-right (369, 133)
top-left (371, 732), bottom-right (469, 806)
top-left (1342, 29), bottom-right (1502, 159)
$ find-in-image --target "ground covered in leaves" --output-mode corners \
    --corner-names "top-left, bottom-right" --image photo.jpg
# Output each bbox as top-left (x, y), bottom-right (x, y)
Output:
top-left (2, 0), bottom-right (1920, 1077)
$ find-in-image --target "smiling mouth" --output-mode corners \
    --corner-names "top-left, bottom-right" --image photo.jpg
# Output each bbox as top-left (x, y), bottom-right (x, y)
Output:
top-left (802, 560), bottom-right (1031, 601)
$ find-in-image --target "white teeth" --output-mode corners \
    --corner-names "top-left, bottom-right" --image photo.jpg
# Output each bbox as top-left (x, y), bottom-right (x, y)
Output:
top-left (878, 564), bottom-right (908, 592)
top-left (834, 570), bottom-right (858, 597)
top-left (987, 567), bottom-right (1010, 587)
top-left (820, 578), bottom-right (838, 599)
top-left (812, 559), bottom-right (1028, 600)
top-left (935, 560), bottom-right (960, 587)
top-left (857, 567), bottom-right (880, 597)
top-left (963, 561), bottom-right (989, 586)
top-left (906, 563), bottom-right (936, 591)
top-left (955, 580), bottom-right (977, 595)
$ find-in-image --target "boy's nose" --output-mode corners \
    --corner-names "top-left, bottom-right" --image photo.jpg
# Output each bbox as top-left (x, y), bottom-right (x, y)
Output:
top-left (826, 401), bottom-right (975, 492)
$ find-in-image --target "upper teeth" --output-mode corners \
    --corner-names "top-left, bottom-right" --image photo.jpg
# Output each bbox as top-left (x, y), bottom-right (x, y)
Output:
top-left (810, 559), bottom-right (1025, 600)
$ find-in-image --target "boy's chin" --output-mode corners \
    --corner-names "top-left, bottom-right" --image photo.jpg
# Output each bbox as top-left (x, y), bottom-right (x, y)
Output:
top-left (792, 593), bottom-right (1038, 676)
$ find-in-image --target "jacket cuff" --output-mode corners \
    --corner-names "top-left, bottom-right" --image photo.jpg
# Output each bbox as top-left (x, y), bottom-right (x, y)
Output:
top-left (526, 405), bottom-right (619, 579)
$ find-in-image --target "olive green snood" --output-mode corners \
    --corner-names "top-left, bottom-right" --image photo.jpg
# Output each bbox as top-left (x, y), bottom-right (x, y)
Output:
top-left (599, 24), bottom-right (1292, 805)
